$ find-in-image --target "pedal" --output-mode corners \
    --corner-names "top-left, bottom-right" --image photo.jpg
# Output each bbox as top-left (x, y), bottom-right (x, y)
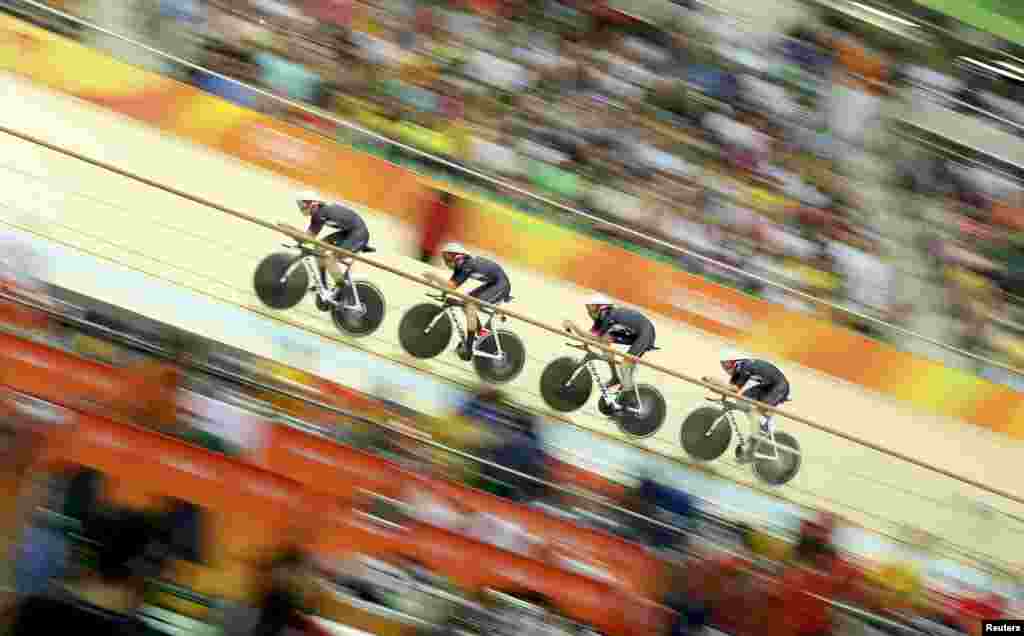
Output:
top-left (735, 443), bottom-right (755, 464)
top-left (755, 426), bottom-right (778, 461)
top-left (754, 439), bottom-right (778, 460)
top-left (469, 330), bottom-right (490, 353)
top-left (318, 292), bottom-right (339, 307)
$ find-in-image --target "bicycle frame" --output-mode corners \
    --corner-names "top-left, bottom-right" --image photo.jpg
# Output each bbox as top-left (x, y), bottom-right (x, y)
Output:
top-left (565, 350), bottom-right (643, 414)
top-left (281, 248), bottom-right (364, 311)
top-left (705, 407), bottom-right (749, 456)
top-left (705, 399), bottom-right (800, 461)
top-left (423, 299), bottom-right (506, 361)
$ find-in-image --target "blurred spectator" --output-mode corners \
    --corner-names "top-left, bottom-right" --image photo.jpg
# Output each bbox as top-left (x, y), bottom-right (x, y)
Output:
top-left (663, 557), bottom-right (711, 636)
top-left (195, 44), bottom-right (262, 109)
top-left (462, 510), bottom-right (544, 557)
top-left (418, 188), bottom-right (457, 264)
top-left (218, 546), bottom-right (314, 636)
top-left (829, 234), bottom-right (898, 335)
top-left (776, 545), bottom-right (837, 636)
top-left (405, 475), bottom-right (466, 531)
top-left (12, 505), bottom-right (70, 601)
top-left (10, 504), bottom-right (168, 635)
top-left (827, 27), bottom-right (890, 155)
top-left (154, 0), bottom-right (205, 78)
top-left (484, 421), bottom-right (547, 503)
top-left (251, 549), bottom-right (313, 636)
top-left (630, 477), bottom-right (694, 552)
top-left (458, 389), bottom-right (548, 502)
top-left (771, 514), bottom-right (856, 636)
top-left (255, 39), bottom-right (323, 106)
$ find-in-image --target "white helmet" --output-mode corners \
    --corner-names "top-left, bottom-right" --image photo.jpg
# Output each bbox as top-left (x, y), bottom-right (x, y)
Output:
top-left (296, 190), bottom-right (323, 210)
top-left (441, 242), bottom-right (468, 268)
top-left (585, 293), bottom-right (614, 319)
top-left (720, 347), bottom-right (750, 371)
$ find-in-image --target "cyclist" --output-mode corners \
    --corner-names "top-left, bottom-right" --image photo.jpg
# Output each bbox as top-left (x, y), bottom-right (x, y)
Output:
top-left (718, 348), bottom-right (791, 463)
top-left (563, 294), bottom-right (656, 410)
top-left (424, 243), bottom-right (512, 360)
top-left (296, 190), bottom-right (370, 304)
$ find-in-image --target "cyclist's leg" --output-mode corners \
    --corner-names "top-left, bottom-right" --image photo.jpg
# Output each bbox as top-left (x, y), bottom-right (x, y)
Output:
top-left (464, 283), bottom-right (490, 339)
top-left (755, 382), bottom-right (789, 435)
top-left (320, 230), bottom-right (351, 288)
top-left (593, 343), bottom-right (620, 389)
top-left (333, 227), bottom-right (369, 268)
top-left (464, 281), bottom-right (497, 348)
top-left (619, 329), bottom-right (653, 403)
top-left (466, 280), bottom-right (509, 354)
top-left (324, 229), bottom-right (369, 298)
top-left (737, 383), bottom-right (789, 454)
top-left (733, 384), bottom-right (771, 461)
top-left (605, 353), bottom-right (622, 387)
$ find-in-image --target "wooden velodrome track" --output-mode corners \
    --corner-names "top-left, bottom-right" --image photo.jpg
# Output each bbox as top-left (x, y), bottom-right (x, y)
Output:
top-left (1, 73), bottom-right (1024, 566)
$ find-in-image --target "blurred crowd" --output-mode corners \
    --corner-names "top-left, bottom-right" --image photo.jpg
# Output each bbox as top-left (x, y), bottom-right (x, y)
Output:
top-left (0, 240), bottom-right (1021, 636)
top-left (13, 0), bottom-right (1024, 386)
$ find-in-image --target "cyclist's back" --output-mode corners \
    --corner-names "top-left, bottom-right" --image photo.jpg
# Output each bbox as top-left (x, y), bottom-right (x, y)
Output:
top-left (594, 306), bottom-right (654, 341)
top-left (308, 202), bottom-right (366, 236)
top-left (451, 255), bottom-right (508, 287)
top-left (730, 358), bottom-right (786, 387)
top-left (721, 352), bottom-right (790, 408)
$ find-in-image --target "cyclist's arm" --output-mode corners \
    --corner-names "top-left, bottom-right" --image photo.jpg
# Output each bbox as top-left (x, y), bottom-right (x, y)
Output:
top-left (729, 368), bottom-right (750, 391)
top-left (563, 319), bottom-right (613, 345)
top-left (561, 321), bottom-right (589, 338)
top-left (423, 271), bottom-right (455, 288)
top-left (306, 213), bottom-right (326, 238)
top-left (448, 265), bottom-right (472, 289)
top-left (589, 315), bottom-right (615, 340)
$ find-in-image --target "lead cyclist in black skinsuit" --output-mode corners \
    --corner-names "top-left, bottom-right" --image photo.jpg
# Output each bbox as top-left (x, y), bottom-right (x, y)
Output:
top-left (296, 190), bottom-right (370, 304)
top-left (563, 294), bottom-right (657, 410)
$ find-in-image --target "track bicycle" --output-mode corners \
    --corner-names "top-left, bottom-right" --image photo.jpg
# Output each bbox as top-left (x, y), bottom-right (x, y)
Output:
top-left (539, 340), bottom-right (666, 438)
top-left (397, 291), bottom-right (526, 384)
top-left (679, 391), bottom-right (801, 486)
top-left (253, 240), bottom-right (386, 337)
